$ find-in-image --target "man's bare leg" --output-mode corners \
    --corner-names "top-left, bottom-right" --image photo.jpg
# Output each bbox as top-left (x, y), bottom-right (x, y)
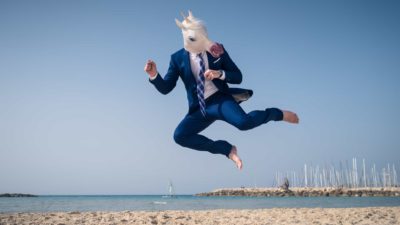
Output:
top-left (282, 110), bottom-right (299, 124)
top-left (228, 146), bottom-right (242, 170)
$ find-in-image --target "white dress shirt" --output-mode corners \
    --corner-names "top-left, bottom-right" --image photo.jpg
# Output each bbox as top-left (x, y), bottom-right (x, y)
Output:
top-left (189, 51), bottom-right (225, 99)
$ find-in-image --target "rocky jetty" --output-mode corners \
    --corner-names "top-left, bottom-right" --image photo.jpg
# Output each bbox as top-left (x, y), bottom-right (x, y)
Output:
top-left (196, 187), bottom-right (400, 197)
top-left (0, 193), bottom-right (38, 197)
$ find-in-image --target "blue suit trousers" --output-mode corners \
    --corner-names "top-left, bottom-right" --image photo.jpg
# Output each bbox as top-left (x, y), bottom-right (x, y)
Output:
top-left (173, 92), bottom-right (283, 157)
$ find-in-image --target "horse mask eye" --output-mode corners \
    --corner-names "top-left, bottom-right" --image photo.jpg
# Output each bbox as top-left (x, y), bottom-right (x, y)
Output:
top-left (189, 37), bottom-right (196, 42)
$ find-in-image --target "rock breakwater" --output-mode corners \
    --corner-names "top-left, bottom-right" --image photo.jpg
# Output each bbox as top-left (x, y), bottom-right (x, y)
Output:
top-left (196, 187), bottom-right (400, 197)
top-left (0, 193), bottom-right (38, 197)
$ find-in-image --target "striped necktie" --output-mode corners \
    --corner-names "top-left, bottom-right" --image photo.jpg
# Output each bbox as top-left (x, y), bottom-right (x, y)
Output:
top-left (196, 53), bottom-right (206, 117)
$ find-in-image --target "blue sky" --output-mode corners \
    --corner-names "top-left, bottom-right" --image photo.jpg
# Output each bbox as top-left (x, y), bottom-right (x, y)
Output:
top-left (0, 0), bottom-right (399, 194)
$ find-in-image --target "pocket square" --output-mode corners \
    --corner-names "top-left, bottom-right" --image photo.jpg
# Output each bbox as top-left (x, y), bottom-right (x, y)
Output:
top-left (213, 58), bottom-right (221, 64)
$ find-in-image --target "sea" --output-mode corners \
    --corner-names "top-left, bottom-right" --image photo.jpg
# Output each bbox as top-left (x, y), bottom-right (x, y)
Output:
top-left (1, 195), bottom-right (400, 213)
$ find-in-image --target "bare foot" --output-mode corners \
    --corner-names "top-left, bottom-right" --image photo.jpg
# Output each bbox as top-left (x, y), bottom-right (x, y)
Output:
top-left (282, 110), bottom-right (299, 124)
top-left (228, 146), bottom-right (243, 170)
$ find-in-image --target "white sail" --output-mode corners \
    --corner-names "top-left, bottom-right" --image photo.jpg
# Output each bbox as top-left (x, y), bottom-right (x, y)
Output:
top-left (162, 180), bottom-right (175, 198)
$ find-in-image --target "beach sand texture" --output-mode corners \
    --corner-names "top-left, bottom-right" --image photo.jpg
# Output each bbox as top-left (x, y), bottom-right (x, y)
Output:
top-left (0, 207), bottom-right (399, 225)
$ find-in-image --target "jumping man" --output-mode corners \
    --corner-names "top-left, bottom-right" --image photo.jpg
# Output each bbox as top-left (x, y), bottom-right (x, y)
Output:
top-left (144, 11), bottom-right (299, 170)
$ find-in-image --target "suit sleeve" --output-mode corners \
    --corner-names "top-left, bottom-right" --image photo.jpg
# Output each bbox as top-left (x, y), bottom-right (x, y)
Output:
top-left (221, 47), bottom-right (242, 84)
top-left (149, 56), bottom-right (180, 95)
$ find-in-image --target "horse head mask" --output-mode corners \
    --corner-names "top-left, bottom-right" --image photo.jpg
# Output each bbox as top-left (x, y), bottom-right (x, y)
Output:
top-left (175, 11), bottom-right (223, 57)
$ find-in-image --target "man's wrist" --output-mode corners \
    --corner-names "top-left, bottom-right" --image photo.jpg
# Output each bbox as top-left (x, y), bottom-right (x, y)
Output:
top-left (149, 72), bottom-right (159, 81)
top-left (219, 70), bottom-right (226, 80)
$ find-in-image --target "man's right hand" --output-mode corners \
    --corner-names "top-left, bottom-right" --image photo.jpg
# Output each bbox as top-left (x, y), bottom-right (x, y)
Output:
top-left (144, 60), bottom-right (158, 78)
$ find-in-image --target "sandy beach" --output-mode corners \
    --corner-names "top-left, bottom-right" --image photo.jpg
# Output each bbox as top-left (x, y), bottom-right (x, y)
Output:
top-left (0, 207), bottom-right (399, 225)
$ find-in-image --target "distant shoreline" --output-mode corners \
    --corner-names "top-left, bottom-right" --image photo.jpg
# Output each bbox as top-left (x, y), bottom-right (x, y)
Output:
top-left (196, 187), bottom-right (400, 197)
top-left (0, 193), bottom-right (37, 197)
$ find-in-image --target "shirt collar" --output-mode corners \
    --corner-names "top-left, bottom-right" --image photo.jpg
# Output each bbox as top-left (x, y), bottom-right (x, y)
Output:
top-left (190, 51), bottom-right (206, 60)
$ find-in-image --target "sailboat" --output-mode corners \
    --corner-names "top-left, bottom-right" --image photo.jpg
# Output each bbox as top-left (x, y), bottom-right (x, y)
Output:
top-left (162, 180), bottom-right (176, 198)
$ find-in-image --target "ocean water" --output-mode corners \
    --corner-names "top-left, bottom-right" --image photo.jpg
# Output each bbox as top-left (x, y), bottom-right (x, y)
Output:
top-left (1, 195), bottom-right (399, 213)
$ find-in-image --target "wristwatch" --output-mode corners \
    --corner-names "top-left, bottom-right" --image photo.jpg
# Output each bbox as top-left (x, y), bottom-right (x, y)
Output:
top-left (218, 70), bottom-right (223, 78)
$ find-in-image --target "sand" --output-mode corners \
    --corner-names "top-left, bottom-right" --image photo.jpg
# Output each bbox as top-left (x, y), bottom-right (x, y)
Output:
top-left (0, 207), bottom-right (399, 225)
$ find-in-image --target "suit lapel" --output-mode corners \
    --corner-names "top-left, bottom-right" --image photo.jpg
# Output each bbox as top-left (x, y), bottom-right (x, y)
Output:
top-left (206, 52), bottom-right (218, 70)
top-left (182, 50), bottom-right (196, 84)
top-left (205, 51), bottom-right (225, 89)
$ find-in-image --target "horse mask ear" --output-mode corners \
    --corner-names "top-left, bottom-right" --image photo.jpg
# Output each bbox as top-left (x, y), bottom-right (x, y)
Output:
top-left (175, 19), bottom-right (185, 30)
top-left (188, 10), bottom-right (193, 19)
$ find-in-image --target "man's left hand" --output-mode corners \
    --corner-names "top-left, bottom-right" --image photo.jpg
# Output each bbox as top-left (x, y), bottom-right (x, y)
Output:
top-left (204, 69), bottom-right (222, 80)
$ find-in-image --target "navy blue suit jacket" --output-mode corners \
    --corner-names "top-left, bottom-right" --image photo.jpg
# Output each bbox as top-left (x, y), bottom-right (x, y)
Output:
top-left (150, 46), bottom-right (253, 114)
